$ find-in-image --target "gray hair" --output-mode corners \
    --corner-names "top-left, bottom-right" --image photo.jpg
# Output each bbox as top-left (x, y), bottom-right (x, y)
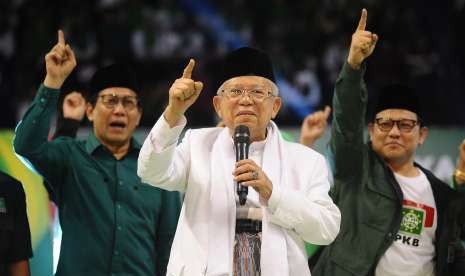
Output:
top-left (216, 78), bottom-right (279, 96)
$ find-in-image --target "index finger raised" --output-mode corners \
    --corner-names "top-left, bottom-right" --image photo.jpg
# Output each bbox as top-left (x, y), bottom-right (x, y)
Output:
top-left (182, 58), bottom-right (195, 79)
top-left (356, 8), bottom-right (368, 31)
top-left (323, 105), bottom-right (331, 118)
top-left (58, 29), bottom-right (66, 45)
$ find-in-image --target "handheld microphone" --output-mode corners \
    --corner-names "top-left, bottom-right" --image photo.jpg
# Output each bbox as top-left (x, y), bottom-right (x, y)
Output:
top-left (234, 125), bottom-right (250, 205)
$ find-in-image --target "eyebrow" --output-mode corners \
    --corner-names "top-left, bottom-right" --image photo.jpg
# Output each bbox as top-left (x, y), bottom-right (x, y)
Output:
top-left (376, 117), bottom-right (417, 120)
top-left (99, 93), bottom-right (138, 98)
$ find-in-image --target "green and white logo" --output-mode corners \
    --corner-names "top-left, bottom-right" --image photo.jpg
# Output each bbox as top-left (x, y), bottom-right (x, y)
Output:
top-left (400, 208), bottom-right (424, 235)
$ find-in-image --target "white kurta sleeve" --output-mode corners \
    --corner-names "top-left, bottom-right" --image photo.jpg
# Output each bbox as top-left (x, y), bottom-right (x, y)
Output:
top-left (137, 115), bottom-right (191, 192)
top-left (267, 153), bottom-right (341, 245)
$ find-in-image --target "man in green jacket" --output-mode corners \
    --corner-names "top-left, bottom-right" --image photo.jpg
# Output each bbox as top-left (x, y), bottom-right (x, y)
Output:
top-left (14, 30), bottom-right (180, 276)
top-left (312, 9), bottom-right (465, 276)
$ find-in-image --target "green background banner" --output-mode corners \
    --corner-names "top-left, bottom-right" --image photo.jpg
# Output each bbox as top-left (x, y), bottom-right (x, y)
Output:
top-left (0, 130), bottom-right (53, 276)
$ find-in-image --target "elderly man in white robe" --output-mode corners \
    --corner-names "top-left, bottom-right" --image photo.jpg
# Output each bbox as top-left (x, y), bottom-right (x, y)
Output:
top-left (137, 47), bottom-right (341, 276)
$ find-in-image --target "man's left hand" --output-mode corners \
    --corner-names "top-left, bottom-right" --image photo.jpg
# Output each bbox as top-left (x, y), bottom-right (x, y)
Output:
top-left (233, 159), bottom-right (273, 201)
top-left (63, 92), bottom-right (86, 121)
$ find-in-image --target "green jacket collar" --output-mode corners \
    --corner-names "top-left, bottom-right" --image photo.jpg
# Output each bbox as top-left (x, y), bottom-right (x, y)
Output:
top-left (85, 131), bottom-right (141, 155)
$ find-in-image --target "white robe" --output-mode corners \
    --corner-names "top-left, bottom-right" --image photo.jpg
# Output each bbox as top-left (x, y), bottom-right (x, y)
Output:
top-left (137, 116), bottom-right (341, 276)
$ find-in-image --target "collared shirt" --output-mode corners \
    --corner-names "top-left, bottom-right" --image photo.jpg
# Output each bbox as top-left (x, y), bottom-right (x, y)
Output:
top-left (14, 85), bottom-right (180, 276)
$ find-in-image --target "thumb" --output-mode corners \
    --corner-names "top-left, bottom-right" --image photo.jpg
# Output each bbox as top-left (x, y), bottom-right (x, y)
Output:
top-left (372, 33), bottom-right (379, 47)
top-left (194, 81), bottom-right (204, 93)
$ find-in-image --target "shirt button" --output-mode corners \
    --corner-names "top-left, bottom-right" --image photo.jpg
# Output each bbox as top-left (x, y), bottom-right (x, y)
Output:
top-left (119, 180), bottom-right (123, 186)
top-left (40, 98), bottom-right (45, 103)
top-left (114, 250), bottom-right (119, 256)
top-left (117, 225), bottom-right (122, 231)
top-left (117, 204), bottom-right (121, 210)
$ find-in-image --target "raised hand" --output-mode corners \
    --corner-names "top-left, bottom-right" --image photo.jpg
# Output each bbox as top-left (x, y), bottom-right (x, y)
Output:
top-left (63, 92), bottom-right (86, 121)
top-left (300, 106), bottom-right (331, 148)
top-left (44, 30), bottom-right (77, 89)
top-left (347, 9), bottom-right (378, 69)
top-left (164, 59), bottom-right (204, 127)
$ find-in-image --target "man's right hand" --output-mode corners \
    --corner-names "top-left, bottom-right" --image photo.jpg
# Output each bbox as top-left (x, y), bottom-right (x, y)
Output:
top-left (43, 30), bottom-right (77, 89)
top-left (347, 9), bottom-right (378, 69)
top-left (300, 105), bottom-right (331, 148)
top-left (164, 59), bottom-right (203, 127)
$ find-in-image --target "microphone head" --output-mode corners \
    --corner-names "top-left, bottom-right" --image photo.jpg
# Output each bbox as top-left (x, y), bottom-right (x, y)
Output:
top-left (234, 125), bottom-right (250, 144)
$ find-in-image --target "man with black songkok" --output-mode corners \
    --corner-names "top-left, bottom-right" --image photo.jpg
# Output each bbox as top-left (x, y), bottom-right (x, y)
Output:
top-left (312, 9), bottom-right (465, 276)
top-left (14, 30), bottom-right (180, 276)
top-left (137, 47), bottom-right (341, 276)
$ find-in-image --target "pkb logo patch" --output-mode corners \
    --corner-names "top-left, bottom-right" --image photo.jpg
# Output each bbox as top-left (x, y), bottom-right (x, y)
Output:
top-left (400, 209), bottom-right (423, 235)
top-left (400, 199), bottom-right (435, 236)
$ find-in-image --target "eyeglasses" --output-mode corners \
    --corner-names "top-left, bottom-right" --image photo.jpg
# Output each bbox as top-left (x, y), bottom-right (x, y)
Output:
top-left (98, 94), bottom-right (139, 111)
top-left (220, 88), bottom-right (275, 101)
top-left (375, 118), bottom-right (419, 133)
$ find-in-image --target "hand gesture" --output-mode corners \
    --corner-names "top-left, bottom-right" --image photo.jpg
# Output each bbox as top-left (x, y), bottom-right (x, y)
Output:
top-left (234, 159), bottom-right (273, 201)
top-left (347, 9), bottom-right (378, 69)
top-left (300, 106), bottom-right (331, 148)
top-left (44, 30), bottom-right (77, 89)
top-left (164, 59), bottom-right (203, 127)
top-left (63, 92), bottom-right (86, 121)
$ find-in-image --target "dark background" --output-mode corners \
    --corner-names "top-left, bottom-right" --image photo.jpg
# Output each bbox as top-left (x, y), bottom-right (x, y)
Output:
top-left (1, 0), bottom-right (464, 129)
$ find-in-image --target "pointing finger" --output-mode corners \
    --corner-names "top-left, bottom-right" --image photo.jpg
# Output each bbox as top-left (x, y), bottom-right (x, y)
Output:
top-left (323, 105), bottom-right (332, 119)
top-left (58, 29), bottom-right (65, 45)
top-left (182, 58), bottom-right (195, 79)
top-left (356, 8), bottom-right (368, 31)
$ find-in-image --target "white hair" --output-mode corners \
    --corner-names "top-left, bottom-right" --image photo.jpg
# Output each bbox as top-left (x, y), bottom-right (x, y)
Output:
top-left (217, 76), bottom-right (279, 96)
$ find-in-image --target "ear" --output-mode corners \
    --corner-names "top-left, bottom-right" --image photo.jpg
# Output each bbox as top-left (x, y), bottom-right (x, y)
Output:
top-left (135, 108), bottom-right (142, 127)
top-left (418, 126), bottom-right (428, 145)
top-left (213, 96), bottom-right (223, 119)
top-left (368, 122), bottom-right (374, 141)
top-left (86, 103), bottom-right (94, 122)
top-left (271, 97), bottom-right (282, 119)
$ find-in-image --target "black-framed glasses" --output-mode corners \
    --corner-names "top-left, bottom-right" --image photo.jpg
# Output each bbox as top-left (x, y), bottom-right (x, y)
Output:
top-left (375, 118), bottom-right (419, 133)
top-left (98, 94), bottom-right (139, 111)
top-left (220, 88), bottom-right (275, 101)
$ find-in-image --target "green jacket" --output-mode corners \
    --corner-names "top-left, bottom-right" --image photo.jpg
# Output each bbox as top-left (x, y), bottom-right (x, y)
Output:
top-left (14, 85), bottom-right (181, 276)
top-left (312, 63), bottom-right (465, 276)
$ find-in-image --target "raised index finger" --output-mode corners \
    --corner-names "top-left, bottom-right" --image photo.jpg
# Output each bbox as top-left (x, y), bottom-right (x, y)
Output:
top-left (323, 105), bottom-right (332, 119)
top-left (58, 29), bottom-right (66, 45)
top-left (182, 58), bottom-right (195, 79)
top-left (356, 8), bottom-right (368, 31)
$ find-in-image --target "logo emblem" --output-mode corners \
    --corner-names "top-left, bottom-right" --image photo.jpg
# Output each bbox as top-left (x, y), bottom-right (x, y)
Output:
top-left (400, 208), bottom-right (423, 235)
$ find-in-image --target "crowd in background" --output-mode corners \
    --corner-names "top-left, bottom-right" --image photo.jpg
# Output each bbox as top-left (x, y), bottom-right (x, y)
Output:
top-left (1, 0), bottom-right (465, 128)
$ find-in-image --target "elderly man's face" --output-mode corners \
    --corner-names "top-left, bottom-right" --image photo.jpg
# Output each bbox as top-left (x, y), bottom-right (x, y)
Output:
top-left (213, 76), bottom-right (281, 141)
top-left (368, 109), bottom-right (427, 166)
top-left (86, 87), bottom-right (142, 149)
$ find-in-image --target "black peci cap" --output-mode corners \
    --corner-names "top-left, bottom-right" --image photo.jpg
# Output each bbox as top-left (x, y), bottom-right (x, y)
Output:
top-left (88, 63), bottom-right (139, 100)
top-left (218, 47), bottom-right (275, 87)
top-left (373, 83), bottom-right (422, 119)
